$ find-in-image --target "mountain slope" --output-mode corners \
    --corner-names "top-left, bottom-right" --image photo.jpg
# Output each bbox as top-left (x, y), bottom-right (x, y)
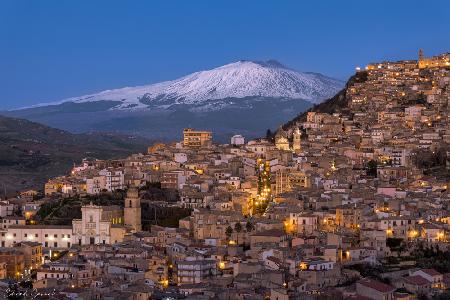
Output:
top-left (281, 71), bottom-right (368, 130)
top-left (28, 60), bottom-right (343, 111)
top-left (0, 115), bottom-right (150, 194)
top-left (6, 60), bottom-right (343, 141)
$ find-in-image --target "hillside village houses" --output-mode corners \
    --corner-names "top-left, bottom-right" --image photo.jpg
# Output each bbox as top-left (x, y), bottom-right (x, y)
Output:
top-left (0, 51), bottom-right (449, 299)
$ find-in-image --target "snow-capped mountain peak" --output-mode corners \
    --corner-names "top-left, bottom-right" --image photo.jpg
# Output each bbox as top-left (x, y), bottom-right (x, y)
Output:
top-left (28, 60), bottom-right (343, 111)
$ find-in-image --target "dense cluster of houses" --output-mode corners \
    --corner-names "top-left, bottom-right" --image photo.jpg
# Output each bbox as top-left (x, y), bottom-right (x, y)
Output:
top-left (0, 52), bottom-right (449, 299)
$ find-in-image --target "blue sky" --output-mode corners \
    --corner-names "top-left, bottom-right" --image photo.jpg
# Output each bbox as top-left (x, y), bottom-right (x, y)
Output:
top-left (1, 0), bottom-right (449, 109)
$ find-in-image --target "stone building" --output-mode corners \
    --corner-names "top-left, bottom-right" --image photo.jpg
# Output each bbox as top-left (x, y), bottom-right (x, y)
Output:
top-left (124, 187), bottom-right (142, 232)
top-left (72, 203), bottom-right (123, 245)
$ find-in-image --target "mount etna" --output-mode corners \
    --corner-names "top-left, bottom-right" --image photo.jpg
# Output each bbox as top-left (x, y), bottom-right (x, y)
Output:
top-left (4, 60), bottom-right (343, 141)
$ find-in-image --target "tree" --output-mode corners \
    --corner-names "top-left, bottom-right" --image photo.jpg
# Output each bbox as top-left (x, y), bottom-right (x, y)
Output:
top-left (246, 220), bottom-right (254, 232)
top-left (225, 226), bottom-right (233, 243)
top-left (366, 160), bottom-right (377, 177)
top-left (266, 129), bottom-right (274, 142)
top-left (234, 222), bottom-right (242, 245)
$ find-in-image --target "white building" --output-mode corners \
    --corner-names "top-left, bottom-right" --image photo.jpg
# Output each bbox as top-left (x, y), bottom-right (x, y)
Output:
top-left (231, 135), bottom-right (245, 146)
top-left (288, 213), bottom-right (318, 234)
top-left (176, 256), bottom-right (217, 284)
top-left (0, 225), bottom-right (72, 249)
top-left (86, 176), bottom-right (106, 194)
top-left (72, 203), bottom-right (123, 246)
top-left (99, 168), bottom-right (125, 191)
top-left (174, 153), bottom-right (188, 164)
top-left (0, 201), bottom-right (14, 218)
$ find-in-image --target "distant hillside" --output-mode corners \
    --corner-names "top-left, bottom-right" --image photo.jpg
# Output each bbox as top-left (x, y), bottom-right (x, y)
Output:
top-left (281, 71), bottom-right (368, 130)
top-left (0, 115), bottom-right (150, 194)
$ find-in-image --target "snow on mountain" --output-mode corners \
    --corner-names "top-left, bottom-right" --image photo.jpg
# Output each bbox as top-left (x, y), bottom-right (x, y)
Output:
top-left (29, 60), bottom-right (343, 111)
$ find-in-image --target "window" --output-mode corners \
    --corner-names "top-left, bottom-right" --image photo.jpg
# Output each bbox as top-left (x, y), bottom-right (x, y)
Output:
top-left (44, 242), bottom-right (48, 247)
top-left (24, 233), bottom-right (27, 237)
top-left (54, 234), bottom-right (57, 238)
top-left (45, 234), bottom-right (48, 238)
top-left (35, 234), bottom-right (38, 238)
top-left (54, 242), bottom-right (57, 247)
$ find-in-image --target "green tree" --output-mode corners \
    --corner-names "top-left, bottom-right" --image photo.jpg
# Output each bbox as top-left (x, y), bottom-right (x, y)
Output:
top-left (266, 129), bottom-right (274, 142)
top-left (366, 160), bottom-right (377, 177)
top-left (225, 226), bottom-right (233, 242)
top-left (246, 220), bottom-right (254, 232)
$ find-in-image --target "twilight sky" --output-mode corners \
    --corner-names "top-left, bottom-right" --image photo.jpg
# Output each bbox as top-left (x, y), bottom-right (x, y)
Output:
top-left (1, 0), bottom-right (449, 109)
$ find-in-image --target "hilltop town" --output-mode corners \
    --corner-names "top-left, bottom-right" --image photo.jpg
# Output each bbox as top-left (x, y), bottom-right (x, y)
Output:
top-left (0, 51), bottom-right (449, 299)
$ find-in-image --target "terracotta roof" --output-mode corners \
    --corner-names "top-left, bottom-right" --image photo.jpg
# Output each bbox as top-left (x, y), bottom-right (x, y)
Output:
top-left (8, 225), bottom-right (72, 229)
top-left (345, 296), bottom-right (372, 300)
top-left (420, 268), bottom-right (441, 277)
top-left (357, 278), bottom-right (395, 293)
top-left (404, 275), bottom-right (430, 286)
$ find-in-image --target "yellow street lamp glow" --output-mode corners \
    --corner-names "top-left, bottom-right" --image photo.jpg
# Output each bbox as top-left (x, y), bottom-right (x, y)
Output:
top-left (160, 279), bottom-right (169, 287)
top-left (299, 262), bottom-right (308, 270)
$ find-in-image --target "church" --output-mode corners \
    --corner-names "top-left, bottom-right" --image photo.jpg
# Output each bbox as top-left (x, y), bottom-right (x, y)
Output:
top-left (274, 127), bottom-right (302, 153)
top-left (418, 49), bottom-right (450, 69)
top-left (72, 187), bottom-right (142, 245)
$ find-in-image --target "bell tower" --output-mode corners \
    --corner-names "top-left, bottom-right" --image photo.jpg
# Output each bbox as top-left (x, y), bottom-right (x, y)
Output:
top-left (293, 128), bottom-right (302, 152)
top-left (418, 49), bottom-right (426, 68)
top-left (124, 186), bottom-right (142, 232)
top-left (418, 49), bottom-right (424, 61)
